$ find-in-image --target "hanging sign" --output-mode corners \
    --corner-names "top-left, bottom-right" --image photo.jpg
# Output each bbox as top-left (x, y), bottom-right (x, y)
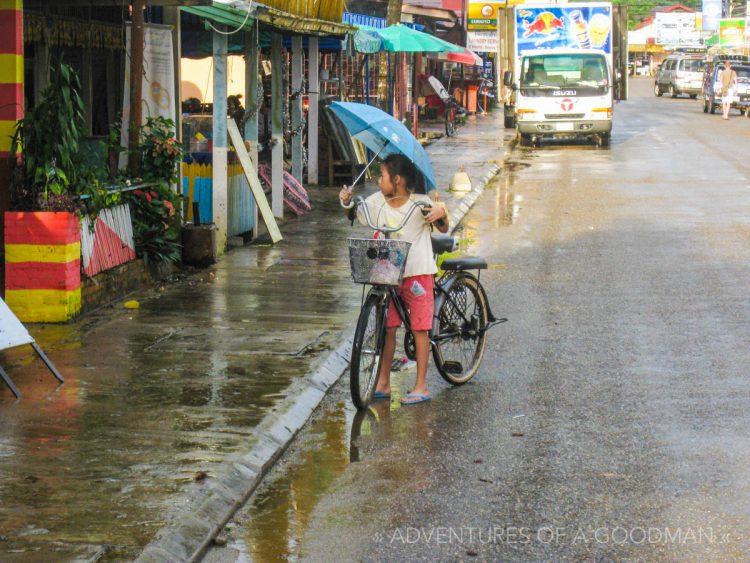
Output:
top-left (121, 23), bottom-right (176, 164)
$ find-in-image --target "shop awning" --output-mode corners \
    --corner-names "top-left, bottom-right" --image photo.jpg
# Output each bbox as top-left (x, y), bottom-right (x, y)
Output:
top-left (182, 2), bottom-right (356, 37)
top-left (628, 43), bottom-right (667, 54)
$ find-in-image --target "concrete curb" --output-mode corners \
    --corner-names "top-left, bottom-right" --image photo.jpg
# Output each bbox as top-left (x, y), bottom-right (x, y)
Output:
top-left (135, 162), bottom-right (504, 563)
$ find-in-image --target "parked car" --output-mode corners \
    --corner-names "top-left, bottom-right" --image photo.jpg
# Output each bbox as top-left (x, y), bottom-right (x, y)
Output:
top-left (654, 53), bottom-right (706, 98)
top-left (702, 57), bottom-right (750, 115)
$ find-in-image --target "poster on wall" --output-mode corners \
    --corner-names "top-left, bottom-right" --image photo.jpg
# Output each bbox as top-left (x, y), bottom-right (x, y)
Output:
top-left (121, 23), bottom-right (176, 162)
top-left (514, 3), bottom-right (613, 58)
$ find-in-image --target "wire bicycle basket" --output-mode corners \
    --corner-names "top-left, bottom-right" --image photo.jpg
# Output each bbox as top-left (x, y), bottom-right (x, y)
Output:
top-left (348, 238), bottom-right (411, 286)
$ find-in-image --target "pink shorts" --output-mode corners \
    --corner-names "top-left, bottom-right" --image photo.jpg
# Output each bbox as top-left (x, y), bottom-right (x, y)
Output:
top-left (387, 274), bottom-right (435, 331)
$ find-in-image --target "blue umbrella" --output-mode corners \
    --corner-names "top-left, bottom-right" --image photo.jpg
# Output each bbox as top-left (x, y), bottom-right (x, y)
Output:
top-left (329, 101), bottom-right (437, 191)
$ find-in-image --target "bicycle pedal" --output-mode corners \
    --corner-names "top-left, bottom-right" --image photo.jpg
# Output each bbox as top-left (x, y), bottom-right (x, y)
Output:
top-left (443, 361), bottom-right (463, 374)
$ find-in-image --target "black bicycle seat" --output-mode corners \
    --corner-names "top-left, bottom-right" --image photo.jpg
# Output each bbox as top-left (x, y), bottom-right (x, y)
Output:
top-left (431, 234), bottom-right (457, 255)
top-left (441, 256), bottom-right (487, 271)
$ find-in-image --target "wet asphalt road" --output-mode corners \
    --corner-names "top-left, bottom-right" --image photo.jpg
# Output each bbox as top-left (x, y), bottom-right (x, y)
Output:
top-left (205, 79), bottom-right (750, 562)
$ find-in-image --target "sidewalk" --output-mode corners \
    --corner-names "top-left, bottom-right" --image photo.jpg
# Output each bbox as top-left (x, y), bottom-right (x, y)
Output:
top-left (0, 111), bottom-right (511, 562)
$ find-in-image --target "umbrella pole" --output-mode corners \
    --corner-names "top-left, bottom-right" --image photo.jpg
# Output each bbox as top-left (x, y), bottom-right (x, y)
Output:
top-left (349, 144), bottom-right (386, 191)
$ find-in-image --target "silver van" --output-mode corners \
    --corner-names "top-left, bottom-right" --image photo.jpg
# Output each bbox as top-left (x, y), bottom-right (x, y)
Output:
top-left (654, 53), bottom-right (706, 98)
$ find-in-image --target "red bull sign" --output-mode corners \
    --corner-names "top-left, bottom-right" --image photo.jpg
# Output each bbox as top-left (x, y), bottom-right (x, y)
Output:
top-left (515, 3), bottom-right (613, 57)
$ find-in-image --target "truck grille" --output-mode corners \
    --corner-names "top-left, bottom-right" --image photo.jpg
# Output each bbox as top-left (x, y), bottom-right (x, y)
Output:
top-left (544, 113), bottom-right (585, 119)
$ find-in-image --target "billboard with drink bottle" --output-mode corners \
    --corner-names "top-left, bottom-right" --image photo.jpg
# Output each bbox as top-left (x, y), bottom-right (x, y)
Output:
top-left (514, 3), bottom-right (613, 58)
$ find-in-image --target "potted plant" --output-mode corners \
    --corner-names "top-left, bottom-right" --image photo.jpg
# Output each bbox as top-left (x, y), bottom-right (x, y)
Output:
top-left (5, 61), bottom-right (93, 322)
top-left (121, 116), bottom-right (184, 267)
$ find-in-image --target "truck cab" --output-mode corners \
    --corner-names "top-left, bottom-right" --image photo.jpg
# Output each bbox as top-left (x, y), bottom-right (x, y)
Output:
top-left (507, 49), bottom-right (613, 146)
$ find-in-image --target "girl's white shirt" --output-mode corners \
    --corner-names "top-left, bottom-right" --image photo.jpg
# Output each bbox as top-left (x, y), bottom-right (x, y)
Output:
top-left (357, 191), bottom-right (446, 278)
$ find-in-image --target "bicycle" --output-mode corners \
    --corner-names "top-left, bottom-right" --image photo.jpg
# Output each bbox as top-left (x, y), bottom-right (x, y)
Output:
top-left (444, 95), bottom-right (466, 138)
top-left (347, 197), bottom-right (506, 409)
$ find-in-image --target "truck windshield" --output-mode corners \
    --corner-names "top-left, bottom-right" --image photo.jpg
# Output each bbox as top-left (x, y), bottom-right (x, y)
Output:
top-left (520, 54), bottom-right (609, 97)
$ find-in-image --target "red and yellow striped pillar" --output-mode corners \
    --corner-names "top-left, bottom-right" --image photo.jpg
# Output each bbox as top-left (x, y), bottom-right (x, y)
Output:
top-left (0, 0), bottom-right (22, 158)
top-left (5, 212), bottom-right (82, 322)
top-left (0, 0), bottom-right (24, 292)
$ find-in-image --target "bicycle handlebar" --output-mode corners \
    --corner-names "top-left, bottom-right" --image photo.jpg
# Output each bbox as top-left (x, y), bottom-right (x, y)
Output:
top-left (350, 195), bottom-right (430, 234)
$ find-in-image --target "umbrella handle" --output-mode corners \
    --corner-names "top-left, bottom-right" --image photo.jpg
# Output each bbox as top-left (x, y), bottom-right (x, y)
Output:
top-left (348, 143), bottom-right (387, 191)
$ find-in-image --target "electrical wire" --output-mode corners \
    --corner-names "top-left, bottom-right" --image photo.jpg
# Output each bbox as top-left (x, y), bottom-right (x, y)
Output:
top-left (205, 2), bottom-right (253, 36)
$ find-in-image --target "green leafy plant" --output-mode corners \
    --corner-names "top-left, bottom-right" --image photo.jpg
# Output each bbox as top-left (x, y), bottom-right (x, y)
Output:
top-left (103, 116), bottom-right (125, 181)
top-left (123, 183), bottom-right (182, 264)
top-left (10, 61), bottom-right (87, 211)
top-left (139, 116), bottom-right (184, 185)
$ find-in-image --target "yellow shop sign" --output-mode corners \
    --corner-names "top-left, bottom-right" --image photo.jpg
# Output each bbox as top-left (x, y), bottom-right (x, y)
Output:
top-left (468, 1), bottom-right (504, 30)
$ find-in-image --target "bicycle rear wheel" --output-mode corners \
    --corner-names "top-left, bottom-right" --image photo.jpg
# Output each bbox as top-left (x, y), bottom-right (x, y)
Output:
top-left (432, 273), bottom-right (489, 385)
top-left (445, 108), bottom-right (456, 137)
top-left (351, 292), bottom-right (386, 409)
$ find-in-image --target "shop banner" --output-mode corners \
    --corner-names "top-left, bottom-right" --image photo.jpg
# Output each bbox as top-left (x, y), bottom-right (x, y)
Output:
top-left (468, 1), bottom-right (505, 31)
top-left (467, 30), bottom-right (499, 53)
top-left (719, 18), bottom-right (746, 45)
top-left (121, 23), bottom-right (176, 160)
top-left (655, 12), bottom-right (702, 46)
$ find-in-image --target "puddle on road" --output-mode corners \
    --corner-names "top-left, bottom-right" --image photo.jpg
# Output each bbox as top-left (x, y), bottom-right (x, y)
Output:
top-left (222, 377), bottom-right (413, 562)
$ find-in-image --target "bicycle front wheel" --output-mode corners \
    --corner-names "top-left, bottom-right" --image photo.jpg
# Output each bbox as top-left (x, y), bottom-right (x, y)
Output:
top-left (432, 273), bottom-right (489, 385)
top-left (351, 292), bottom-right (386, 409)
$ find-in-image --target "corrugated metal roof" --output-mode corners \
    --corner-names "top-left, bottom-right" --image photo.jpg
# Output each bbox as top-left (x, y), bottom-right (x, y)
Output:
top-left (182, 3), bottom-right (355, 37)
top-left (261, 0), bottom-right (345, 22)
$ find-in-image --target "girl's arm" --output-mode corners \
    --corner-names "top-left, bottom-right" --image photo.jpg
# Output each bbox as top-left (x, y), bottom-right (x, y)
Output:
top-left (424, 202), bottom-right (449, 233)
top-left (338, 186), bottom-right (357, 222)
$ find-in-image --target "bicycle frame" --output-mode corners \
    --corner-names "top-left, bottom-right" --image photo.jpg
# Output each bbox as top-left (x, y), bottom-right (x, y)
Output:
top-left (360, 268), bottom-right (499, 353)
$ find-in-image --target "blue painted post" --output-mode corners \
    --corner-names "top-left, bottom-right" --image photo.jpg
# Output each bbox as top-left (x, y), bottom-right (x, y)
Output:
top-left (213, 27), bottom-right (228, 253)
top-left (245, 22), bottom-right (260, 232)
top-left (271, 32), bottom-right (284, 218)
top-left (365, 54), bottom-right (370, 104)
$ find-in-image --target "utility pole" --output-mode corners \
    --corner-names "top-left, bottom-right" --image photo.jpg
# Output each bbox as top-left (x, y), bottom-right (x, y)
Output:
top-left (128, 0), bottom-right (145, 173)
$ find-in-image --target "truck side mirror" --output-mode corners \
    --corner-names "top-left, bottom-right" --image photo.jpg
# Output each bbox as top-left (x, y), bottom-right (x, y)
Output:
top-left (503, 70), bottom-right (513, 87)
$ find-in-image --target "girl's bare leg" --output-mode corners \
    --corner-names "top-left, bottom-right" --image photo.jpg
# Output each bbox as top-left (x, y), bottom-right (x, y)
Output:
top-left (411, 330), bottom-right (430, 396)
top-left (375, 327), bottom-right (397, 395)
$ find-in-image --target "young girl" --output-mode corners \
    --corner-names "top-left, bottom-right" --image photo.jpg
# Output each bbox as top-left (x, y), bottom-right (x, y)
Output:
top-left (339, 154), bottom-right (449, 405)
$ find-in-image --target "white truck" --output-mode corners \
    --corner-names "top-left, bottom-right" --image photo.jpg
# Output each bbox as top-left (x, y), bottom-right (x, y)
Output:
top-left (503, 3), bottom-right (615, 147)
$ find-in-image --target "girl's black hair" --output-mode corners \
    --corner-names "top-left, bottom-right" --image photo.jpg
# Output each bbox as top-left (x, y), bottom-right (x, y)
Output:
top-left (381, 154), bottom-right (425, 194)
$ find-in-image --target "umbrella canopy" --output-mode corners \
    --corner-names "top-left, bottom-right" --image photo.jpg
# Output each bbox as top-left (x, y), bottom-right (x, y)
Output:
top-left (329, 101), bottom-right (437, 191)
top-left (372, 24), bottom-right (463, 53)
top-left (430, 46), bottom-right (484, 66)
top-left (352, 29), bottom-right (383, 54)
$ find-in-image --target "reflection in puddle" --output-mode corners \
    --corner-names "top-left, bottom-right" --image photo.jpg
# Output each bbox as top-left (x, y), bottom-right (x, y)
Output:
top-left (228, 395), bottom-right (403, 561)
top-left (231, 404), bottom-right (352, 562)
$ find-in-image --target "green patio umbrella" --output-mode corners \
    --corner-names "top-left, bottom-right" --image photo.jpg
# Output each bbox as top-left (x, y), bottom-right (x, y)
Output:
top-left (375, 24), bottom-right (463, 53)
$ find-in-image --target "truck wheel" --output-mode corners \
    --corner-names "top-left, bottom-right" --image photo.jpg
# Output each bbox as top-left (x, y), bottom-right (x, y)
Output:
top-left (690, 94), bottom-right (697, 99)
top-left (654, 82), bottom-right (662, 97)
top-left (518, 133), bottom-right (533, 147)
top-left (669, 84), bottom-right (677, 98)
top-left (597, 132), bottom-right (611, 148)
